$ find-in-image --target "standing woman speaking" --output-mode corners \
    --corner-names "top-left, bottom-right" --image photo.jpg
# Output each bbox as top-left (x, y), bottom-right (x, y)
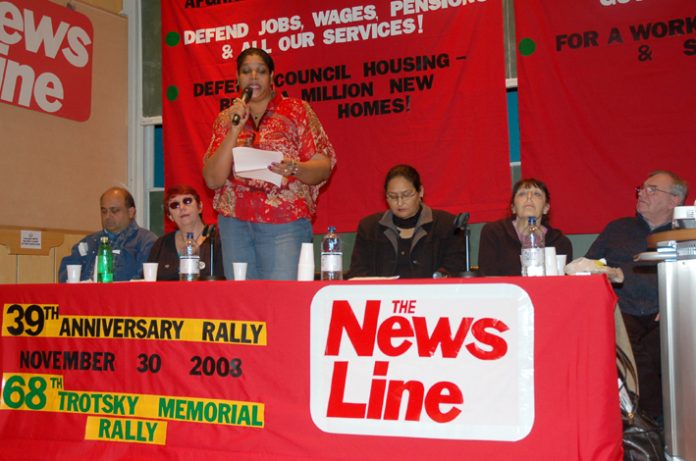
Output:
top-left (203, 48), bottom-right (336, 280)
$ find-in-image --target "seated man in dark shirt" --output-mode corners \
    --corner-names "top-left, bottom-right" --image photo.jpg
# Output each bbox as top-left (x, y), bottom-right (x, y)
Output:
top-left (586, 170), bottom-right (687, 420)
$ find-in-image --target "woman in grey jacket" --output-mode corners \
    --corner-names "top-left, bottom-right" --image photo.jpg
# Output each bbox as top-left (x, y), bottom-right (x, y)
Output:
top-left (347, 164), bottom-right (467, 279)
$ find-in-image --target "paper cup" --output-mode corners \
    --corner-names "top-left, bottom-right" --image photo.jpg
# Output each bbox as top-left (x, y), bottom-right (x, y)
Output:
top-left (66, 264), bottom-right (82, 283)
top-left (544, 247), bottom-right (558, 276)
top-left (233, 262), bottom-right (248, 281)
top-left (556, 254), bottom-right (568, 275)
top-left (297, 242), bottom-right (315, 281)
top-left (298, 242), bottom-right (314, 265)
top-left (297, 263), bottom-right (315, 281)
top-left (143, 262), bottom-right (158, 281)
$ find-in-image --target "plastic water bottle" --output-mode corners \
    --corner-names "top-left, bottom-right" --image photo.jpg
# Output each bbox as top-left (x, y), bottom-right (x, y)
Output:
top-left (321, 226), bottom-right (343, 280)
top-left (521, 216), bottom-right (545, 276)
top-left (179, 232), bottom-right (200, 281)
top-left (97, 236), bottom-right (113, 283)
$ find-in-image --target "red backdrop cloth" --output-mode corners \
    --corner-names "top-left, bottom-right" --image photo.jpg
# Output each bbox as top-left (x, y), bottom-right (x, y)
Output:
top-left (161, 0), bottom-right (512, 233)
top-left (516, 0), bottom-right (696, 234)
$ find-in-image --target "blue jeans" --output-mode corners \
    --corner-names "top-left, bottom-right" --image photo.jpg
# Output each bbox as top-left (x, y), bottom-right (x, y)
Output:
top-left (218, 216), bottom-right (312, 280)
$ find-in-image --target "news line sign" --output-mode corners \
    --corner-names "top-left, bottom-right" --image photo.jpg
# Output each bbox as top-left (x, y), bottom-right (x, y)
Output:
top-left (310, 283), bottom-right (534, 441)
top-left (0, 0), bottom-right (93, 121)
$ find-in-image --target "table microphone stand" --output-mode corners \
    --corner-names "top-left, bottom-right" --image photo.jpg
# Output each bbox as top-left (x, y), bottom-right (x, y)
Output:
top-left (199, 224), bottom-right (223, 281)
top-left (454, 212), bottom-right (478, 278)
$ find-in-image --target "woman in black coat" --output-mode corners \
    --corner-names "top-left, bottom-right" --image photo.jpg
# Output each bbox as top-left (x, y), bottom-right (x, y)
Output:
top-left (147, 185), bottom-right (225, 280)
top-left (347, 164), bottom-right (466, 279)
top-left (478, 178), bottom-right (572, 276)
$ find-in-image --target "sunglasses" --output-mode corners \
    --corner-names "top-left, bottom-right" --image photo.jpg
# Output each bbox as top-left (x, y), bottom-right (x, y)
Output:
top-left (168, 197), bottom-right (194, 210)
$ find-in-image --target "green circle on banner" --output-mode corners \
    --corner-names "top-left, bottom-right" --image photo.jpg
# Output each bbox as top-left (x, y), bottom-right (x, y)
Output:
top-left (519, 38), bottom-right (536, 56)
top-left (165, 32), bottom-right (180, 47)
top-left (166, 86), bottom-right (179, 101)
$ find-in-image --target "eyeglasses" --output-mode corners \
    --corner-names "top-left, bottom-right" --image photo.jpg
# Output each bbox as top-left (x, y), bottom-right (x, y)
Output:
top-left (386, 190), bottom-right (418, 202)
top-left (635, 185), bottom-right (675, 197)
top-left (168, 197), bottom-right (194, 210)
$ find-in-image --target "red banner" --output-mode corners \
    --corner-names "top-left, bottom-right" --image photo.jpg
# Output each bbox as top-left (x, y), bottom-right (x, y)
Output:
top-left (0, 0), bottom-right (93, 121)
top-left (0, 278), bottom-right (621, 460)
top-left (161, 0), bottom-right (511, 233)
top-left (516, 0), bottom-right (696, 234)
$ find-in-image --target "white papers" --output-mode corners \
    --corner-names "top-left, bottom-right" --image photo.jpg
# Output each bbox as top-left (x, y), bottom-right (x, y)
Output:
top-left (233, 147), bottom-right (283, 187)
top-left (348, 276), bottom-right (400, 280)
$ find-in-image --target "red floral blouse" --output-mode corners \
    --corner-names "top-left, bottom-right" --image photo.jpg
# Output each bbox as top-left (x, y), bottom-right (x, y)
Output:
top-left (203, 92), bottom-right (336, 223)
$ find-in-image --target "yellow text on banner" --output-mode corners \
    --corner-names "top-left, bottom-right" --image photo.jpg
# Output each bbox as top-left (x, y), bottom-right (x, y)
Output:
top-left (85, 416), bottom-right (167, 445)
top-left (1, 373), bottom-right (264, 428)
top-left (2, 304), bottom-right (266, 345)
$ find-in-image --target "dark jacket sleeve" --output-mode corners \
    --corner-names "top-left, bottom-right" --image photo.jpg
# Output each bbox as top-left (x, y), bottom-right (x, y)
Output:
top-left (147, 236), bottom-right (165, 263)
top-left (432, 211), bottom-right (468, 276)
top-left (477, 219), bottom-right (571, 276)
top-left (547, 229), bottom-right (573, 261)
top-left (585, 226), bottom-right (608, 260)
top-left (347, 215), bottom-right (378, 278)
top-left (148, 229), bottom-right (226, 281)
top-left (348, 210), bottom-right (466, 279)
top-left (147, 233), bottom-right (179, 281)
top-left (477, 222), bottom-right (498, 276)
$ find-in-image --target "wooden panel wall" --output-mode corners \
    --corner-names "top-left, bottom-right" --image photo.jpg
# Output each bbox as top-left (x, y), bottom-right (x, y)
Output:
top-left (0, 227), bottom-right (88, 284)
top-left (0, 1), bottom-right (128, 233)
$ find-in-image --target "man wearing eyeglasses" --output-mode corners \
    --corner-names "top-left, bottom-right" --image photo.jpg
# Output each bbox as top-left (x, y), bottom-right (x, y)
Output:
top-left (58, 187), bottom-right (157, 282)
top-left (586, 170), bottom-right (688, 422)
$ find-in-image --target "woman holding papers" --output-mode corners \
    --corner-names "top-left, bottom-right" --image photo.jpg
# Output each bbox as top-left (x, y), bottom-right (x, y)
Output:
top-left (347, 164), bottom-right (467, 279)
top-left (147, 185), bottom-right (225, 280)
top-left (203, 48), bottom-right (336, 280)
top-left (477, 178), bottom-right (572, 276)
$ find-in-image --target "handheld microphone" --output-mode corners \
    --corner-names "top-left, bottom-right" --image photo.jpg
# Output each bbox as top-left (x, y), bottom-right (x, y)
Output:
top-left (232, 87), bottom-right (253, 126)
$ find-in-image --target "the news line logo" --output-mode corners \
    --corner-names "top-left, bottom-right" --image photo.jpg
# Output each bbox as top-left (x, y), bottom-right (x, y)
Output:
top-left (309, 283), bottom-right (535, 441)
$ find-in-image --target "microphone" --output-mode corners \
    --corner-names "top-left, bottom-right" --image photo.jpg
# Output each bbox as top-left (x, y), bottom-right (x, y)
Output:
top-left (208, 224), bottom-right (216, 278)
top-left (454, 212), bottom-right (470, 231)
top-left (206, 224), bottom-right (216, 244)
top-left (232, 87), bottom-right (253, 126)
top-left (201, 224), bottom-right (221, 281)
top-left (454, 211), bottom-right (477, 277)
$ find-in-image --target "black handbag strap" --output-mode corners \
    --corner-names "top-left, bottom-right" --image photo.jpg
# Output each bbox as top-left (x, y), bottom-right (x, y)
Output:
top-left (617, 346), bottom-right (638, 393)
top-left (617, 345), bottom-right (641, 420)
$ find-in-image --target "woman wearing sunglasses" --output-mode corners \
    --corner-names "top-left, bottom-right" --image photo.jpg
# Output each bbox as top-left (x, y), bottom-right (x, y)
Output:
top-left (147, 185), bottom-right (225, 280)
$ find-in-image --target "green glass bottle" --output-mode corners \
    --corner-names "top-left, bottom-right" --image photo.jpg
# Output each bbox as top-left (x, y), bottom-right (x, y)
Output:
top-left (97, 236), bottom-right (114, 283)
